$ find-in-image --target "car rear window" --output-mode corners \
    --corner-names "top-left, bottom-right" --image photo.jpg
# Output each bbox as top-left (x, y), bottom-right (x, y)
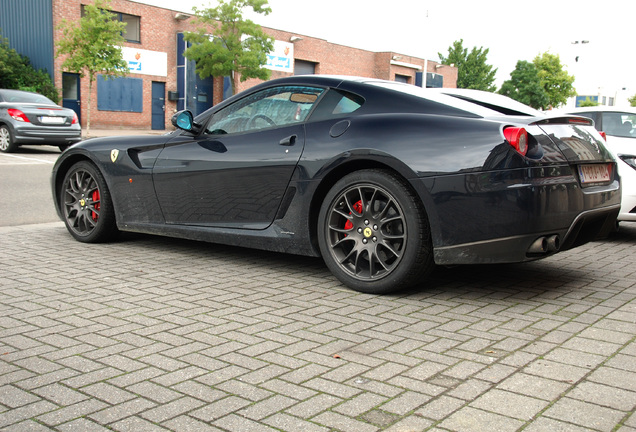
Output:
top-left (0, 90), bottom-right (55, 105)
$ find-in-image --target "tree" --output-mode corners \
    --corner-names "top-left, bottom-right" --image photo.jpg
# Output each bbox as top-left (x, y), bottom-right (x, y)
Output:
top-left (628, 94), bottom-right (636, 107)
top-left (0, 32), bottom-right (59, 102)
top-left (578, 97), bottom-right (599, 107)
top-left (533, 52), bottom-right (576, 109)
top-left (56, 0), bottom-right (128, 136)
top-left (499, 61), bottom-right (548, 109)
top-left (438, 39), bottom-right (497, 92)
top-left (183, 0), bottom-right (274, 96)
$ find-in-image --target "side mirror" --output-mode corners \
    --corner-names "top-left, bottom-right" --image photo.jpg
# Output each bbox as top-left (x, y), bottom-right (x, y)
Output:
top-left (171, 110), bottom-right (194, 131)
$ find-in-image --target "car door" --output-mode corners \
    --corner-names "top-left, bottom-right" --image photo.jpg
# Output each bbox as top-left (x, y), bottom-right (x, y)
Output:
top-left (152, 85), bottom-right (324, 229)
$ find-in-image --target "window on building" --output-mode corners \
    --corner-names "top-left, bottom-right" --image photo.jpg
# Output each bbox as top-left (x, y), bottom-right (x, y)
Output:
top-left (80, 6), bottom-right (140, 43)
top-left (120, 13), bottom-right (140, 43)
top-left (97, 75), bottom-right (143, 112)
top-left (395, 74), bottom-right (410, 84)
top-left (294, 60), bottom-right (317, 75)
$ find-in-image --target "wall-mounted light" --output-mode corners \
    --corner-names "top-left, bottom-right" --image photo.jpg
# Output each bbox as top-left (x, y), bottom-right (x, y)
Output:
top-left (290, 36), bottom-right (303, 42)
top-left (435, 64), bottom-right (445, 69)
top-left (174, 12), bottom-right (191, 20)
top-left (392, 55), bottom-right (402, 61)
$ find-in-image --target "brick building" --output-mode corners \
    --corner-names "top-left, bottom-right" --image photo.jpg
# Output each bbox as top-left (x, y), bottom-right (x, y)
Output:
top-left (1, 0), bottom-right (458, 130)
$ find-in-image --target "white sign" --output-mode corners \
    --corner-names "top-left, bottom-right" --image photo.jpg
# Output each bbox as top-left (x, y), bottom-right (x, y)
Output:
top-left (265, 40), bottom-right (294, 73)
top-left (121, 47), bottom-right (168, 77)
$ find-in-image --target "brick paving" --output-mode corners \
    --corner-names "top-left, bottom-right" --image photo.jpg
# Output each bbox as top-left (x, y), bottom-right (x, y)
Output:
top-left (0, 221), bottom-right (635, 431)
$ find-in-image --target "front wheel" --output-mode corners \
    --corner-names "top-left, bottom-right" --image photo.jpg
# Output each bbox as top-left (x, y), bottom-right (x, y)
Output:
top-left (0, 125), bottom-right (18, 153)
top-left (317, 169), bottom-right (434, 294)
top-left (60, 161), bottom-right (118, 243)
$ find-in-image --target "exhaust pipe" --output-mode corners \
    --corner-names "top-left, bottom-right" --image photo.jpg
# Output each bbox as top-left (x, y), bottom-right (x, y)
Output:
top-left (528, 235), bottom-right (561, 255)
top-left (546, 235), bottom-right (560, 252)
top-left (528, 237), bottom-right (548, 254)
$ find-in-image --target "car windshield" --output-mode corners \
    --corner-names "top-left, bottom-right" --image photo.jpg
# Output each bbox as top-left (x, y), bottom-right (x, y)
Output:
top-left (602, 112), bottom-right (636, 138)
top-left (0, 90), bottom-right (55, 105)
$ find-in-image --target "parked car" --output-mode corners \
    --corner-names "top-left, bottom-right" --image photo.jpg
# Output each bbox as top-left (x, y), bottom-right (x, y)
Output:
top-left (51, 76), bottom-right (620, 294)
top-left (564, 106), bottom-right (636, 225)
top-left (0, 89), bottom-right (82, 153)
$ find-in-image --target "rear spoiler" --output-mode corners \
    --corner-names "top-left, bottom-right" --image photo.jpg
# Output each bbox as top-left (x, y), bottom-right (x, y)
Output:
top-left (531, 116), bottom-right (594, 127)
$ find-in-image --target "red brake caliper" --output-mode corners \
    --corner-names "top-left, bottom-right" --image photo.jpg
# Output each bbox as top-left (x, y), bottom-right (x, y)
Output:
top-left (91, 190), bottom-right (100, 221)
top-left (344, 200), bottom-right (362, 232)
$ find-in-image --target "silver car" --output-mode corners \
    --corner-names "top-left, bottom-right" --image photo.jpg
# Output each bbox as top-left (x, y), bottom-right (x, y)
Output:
top-left (0, 89), bottom-right (82, 153)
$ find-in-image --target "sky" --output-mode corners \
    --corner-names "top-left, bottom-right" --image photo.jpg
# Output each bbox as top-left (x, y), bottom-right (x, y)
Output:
top-left (136, 0), bottom-right (636, 104)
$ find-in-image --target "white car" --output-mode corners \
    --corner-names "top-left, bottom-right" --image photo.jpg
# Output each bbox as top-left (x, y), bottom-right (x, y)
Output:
top-left (565, 107), bottom-right (636, 224)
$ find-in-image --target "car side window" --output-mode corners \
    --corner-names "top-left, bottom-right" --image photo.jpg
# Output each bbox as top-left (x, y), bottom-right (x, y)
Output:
top-left (602, 112), bottom-right (636, 138)
top-left (205, 86), bottom-right (324, 135)
top-left (308, 89), bottom-right (365, 122)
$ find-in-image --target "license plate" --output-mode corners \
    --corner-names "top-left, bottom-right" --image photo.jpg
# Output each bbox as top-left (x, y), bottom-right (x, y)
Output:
top-left (40, 116), bottom-right (65, 124)
top-left (578, 164), bottom-right (611, 184)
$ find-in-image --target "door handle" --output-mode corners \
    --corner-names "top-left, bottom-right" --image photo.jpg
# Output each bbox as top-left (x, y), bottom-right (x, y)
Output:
top-left (279, 135), bottom-right (297, 146)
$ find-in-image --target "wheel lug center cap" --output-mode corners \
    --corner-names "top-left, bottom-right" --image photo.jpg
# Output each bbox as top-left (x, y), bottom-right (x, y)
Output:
top-left (363, 227), bottom-right (373, 238)
top-left (80, 198), bottom-right (86, 207)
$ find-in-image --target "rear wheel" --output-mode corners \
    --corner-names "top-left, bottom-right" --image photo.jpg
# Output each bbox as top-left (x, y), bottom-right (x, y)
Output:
top-left (0, 125), bottom-right (18, 153)
top-left (61, 161), bottom-right (118, 243)
top-left (318, 169), bottom-right (434, 294)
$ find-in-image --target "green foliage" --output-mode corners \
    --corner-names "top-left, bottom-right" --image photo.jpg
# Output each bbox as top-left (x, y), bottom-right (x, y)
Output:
top-left (0, 32), bottom-right (60, 102)
top-left (578, 97), bottom-right (599, 107)
top-left (499, 61), bottom-right (548, 109)
top-left (56, 0), bottom-right (128, 82)
top-left (438, 39), bottom-right (497, 92)
top-left (628, 94), bottom-right (636, 107)
top-left (183, 0), bottom-right (274, 95)
top-left (533, 52), bottom-right (576, 109)
top-left (56, 0), bottom-right (128, 134)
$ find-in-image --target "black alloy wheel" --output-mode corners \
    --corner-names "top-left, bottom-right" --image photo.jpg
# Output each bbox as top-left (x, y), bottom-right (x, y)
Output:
top-left (61, 161), bottom-right (117, 243)
top-left (318, 169), bottom-right (434, 294)
top-left (0, 125), bottom-right (17, 153)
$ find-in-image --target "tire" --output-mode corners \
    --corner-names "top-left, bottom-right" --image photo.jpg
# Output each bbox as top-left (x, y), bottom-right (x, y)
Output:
top-left (317, 169), bottom-right (434, 294)
top-left (0, 125), bottom-right (18, 153)
top-left (60, 161), bottom-right (118, 243)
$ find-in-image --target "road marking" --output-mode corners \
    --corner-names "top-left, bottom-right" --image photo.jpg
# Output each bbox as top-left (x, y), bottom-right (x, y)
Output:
top-left (0, 154), bottom-right (55, 164)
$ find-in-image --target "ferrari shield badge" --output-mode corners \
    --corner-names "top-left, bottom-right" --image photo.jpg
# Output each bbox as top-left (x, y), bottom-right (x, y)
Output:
top-left (111, 149), bottom-right (119, 163)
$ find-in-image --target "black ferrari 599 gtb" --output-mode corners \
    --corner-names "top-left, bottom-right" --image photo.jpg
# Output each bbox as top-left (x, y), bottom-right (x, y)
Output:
top-left (52, 76), bottom-right (620, 294)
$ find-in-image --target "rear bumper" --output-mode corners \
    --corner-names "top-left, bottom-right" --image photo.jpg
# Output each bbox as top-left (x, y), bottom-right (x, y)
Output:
top-left (418, 164), bottom-right (621, 265)
top-left (433, 204), bottom-right (619, 265)
top-left (13, 126), bottom-right (82, 145)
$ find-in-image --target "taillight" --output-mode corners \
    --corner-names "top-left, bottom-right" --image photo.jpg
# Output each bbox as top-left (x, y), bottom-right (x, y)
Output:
top-left (503, 127), bottom-right (528, 156)
top-left (72, 112), bottom-right (79, 124)
top-left (8, 108), bottom-right (30, 123)
top-left (599, 131), bottom-right (607, 141)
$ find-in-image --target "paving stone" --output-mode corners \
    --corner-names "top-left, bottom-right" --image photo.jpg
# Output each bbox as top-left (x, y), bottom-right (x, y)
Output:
top-left (496, 372), bottom-right (571, 401)
top-left (263, 413), bottom-right (330, 432)
top-left (1, 223), bottom-right (635, 431)
top-left (0, 384), bottom-right (40, 408)
top-left (439, 406), bottom-right (525, 432)
top-left (543, 397), bottom-right (627, 430)
top-left (88, 397), bottom-right (157, 425)
top-left (415, 395), bottom-right (466, 420)
top-left (470, 388), bottom-right (549, 420)
top-left (522, 417), bottom-right (596, 432)
top-left (568, 381), bottom-right (636, 411)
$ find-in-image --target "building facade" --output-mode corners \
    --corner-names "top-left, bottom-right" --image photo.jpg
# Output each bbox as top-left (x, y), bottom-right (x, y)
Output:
top-left (1, 0), bottom-right (458, 130)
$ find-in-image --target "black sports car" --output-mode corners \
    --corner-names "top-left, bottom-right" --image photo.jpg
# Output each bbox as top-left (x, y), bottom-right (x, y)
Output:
top-left (51, 76), bottom-right (620, 294)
